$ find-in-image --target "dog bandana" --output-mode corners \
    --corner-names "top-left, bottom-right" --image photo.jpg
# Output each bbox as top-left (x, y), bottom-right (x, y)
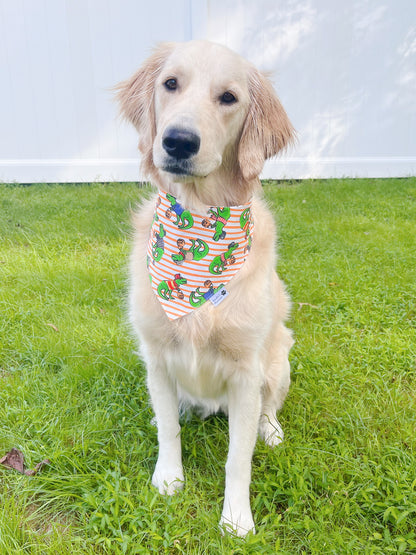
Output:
top-left (147, 189), bottom-right (254, 320)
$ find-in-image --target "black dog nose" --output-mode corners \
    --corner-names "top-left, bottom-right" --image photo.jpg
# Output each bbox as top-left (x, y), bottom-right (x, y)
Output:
top-left (162, 128), bottom-right (200, 160)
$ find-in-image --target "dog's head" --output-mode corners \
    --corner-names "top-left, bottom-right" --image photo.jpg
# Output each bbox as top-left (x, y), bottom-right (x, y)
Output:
top-left (116, 41), bottom-right (294, 185)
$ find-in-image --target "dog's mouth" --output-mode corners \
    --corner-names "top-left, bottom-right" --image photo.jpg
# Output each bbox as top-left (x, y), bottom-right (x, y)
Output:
top-left (162, 159), bottom-right (193, 176)
top-left (161, 159), bottom-right (211, 180)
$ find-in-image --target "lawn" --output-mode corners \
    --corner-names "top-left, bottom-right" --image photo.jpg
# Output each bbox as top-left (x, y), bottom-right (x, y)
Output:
top-left (0, 178), bottom-right (415, 554)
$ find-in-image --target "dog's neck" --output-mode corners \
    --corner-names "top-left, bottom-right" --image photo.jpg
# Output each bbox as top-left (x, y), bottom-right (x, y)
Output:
top-left (152, 166), bottom-right (260, 211)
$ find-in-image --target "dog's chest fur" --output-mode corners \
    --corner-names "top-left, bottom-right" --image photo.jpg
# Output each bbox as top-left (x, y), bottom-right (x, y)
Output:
top-left (130, 192), bottom-right (275, 407)
top-left (164, 336), bottom-right (231, 401)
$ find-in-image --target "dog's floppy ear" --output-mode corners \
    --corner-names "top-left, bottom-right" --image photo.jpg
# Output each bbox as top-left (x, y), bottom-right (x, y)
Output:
top-left (115, 43), bottom-right (173, 176)
top-left (238, 68), bottom-right (295, 181)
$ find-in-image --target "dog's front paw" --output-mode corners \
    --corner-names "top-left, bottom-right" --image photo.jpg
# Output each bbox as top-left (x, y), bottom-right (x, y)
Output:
top-left (259, 416), bottom-right (284, 447)
top-left (219, 510), bottom-right (255, 537)
top-left (152, 461), bottom-right (184, 496)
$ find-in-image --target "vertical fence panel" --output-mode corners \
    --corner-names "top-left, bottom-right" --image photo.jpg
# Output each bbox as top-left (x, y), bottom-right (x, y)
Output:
top-left (0, 0), bottom-right (415, 182)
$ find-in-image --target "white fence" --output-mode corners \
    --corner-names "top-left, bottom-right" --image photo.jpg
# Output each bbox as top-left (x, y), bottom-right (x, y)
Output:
top-left (1, 0), bottom-right (415, 183)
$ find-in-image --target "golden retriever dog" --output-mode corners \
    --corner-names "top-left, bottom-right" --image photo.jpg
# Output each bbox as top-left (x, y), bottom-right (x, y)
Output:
top-left (116, 40), bottom-right (295, 536)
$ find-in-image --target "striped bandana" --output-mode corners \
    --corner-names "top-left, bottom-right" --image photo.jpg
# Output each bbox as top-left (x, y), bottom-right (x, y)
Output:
top-left (147, 189), bottom-right (254, 320)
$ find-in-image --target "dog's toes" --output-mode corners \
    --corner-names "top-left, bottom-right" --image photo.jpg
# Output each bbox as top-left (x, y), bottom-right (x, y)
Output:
top-left (264, 430), bottom-right (284, 447)
top-left (152, 465), bottom-right (184, 495)
top-left (259, 417), bottom-right (284, 447)
top-left (219, 512), bottom-right (256, 537)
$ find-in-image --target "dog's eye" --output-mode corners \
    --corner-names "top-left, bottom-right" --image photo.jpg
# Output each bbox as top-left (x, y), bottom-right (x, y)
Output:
top-left (220, 91), bottom-right (237, 104)
top-left (164, 78), bottom-right (178, 91)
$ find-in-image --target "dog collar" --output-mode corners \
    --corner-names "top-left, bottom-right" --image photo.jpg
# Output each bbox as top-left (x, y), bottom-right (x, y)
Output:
top-left (147, 189), bottom-right (254, 320)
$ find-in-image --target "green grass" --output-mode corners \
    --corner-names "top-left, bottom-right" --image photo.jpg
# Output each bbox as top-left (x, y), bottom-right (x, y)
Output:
top-left (0, 178), bottom-right (415, 554)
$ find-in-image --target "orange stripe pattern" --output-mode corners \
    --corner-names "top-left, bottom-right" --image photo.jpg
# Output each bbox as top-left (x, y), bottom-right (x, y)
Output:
top-left (147, 189), bottom-right (254, 320)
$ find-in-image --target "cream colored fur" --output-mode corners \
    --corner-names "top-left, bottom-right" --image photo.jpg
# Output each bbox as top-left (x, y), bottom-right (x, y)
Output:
top-left (117, 40), bottom-right (295, 537)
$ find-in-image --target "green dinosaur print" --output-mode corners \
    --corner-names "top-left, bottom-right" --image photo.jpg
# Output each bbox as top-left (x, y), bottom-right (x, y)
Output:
top-left (202, 207), bottom-right (231, 241)
top-left (151, 223), bottom-right (166, 262)
top-left (209, 242), bottom-right (239, 275)
top-left (165, 193), bottom-right (194, 230)
top-left (157, 274), bottom-right (187, 301)
top-left (189, 280), bottom-right (225, 307)
top-left (240, 208), bottom-right (251, 234)
top-left (171, 238), bottom-right (209, 265)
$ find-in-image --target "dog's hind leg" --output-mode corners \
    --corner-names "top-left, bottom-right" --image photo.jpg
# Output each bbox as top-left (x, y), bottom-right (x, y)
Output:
top-left (259, 323), bottom-right (293, 447)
